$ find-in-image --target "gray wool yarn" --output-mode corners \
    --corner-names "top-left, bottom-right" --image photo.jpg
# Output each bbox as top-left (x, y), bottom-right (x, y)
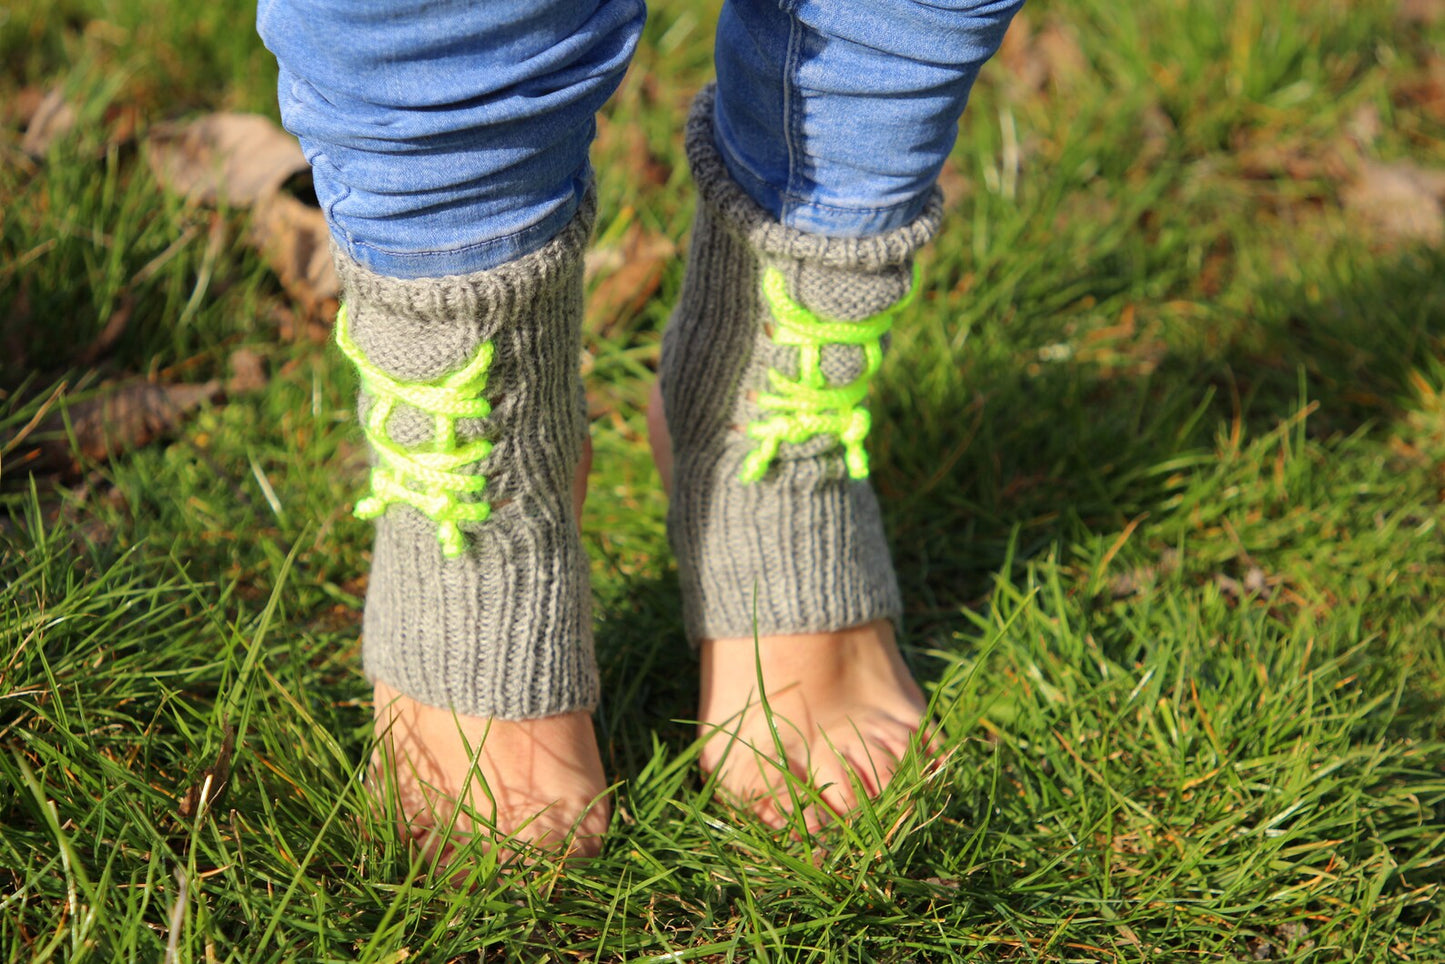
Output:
top-left (336, 193), bottom-right (597, 720)
top-left (660, 84), bottom-right (943, 643)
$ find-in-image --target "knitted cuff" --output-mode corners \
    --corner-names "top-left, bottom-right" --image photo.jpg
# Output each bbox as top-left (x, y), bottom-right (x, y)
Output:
top-left (660, 84), bottom-right (943, 643)
top-left (336, 194), bottom-right (598, 720)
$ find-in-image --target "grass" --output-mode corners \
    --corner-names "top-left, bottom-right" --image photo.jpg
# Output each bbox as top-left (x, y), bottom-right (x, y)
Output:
top-left (2, 0), bottom-right (1444, 959)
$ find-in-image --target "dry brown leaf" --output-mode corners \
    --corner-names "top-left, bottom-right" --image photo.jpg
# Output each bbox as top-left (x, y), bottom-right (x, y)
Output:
top-left (226, 348), bottom-right (269, 395)
top-left (147, 112), bottom-right (311, 207)
top-left (103, 102), bottom-right (141, 149)
top-left (250, 188), bottom-right (340, 318)
top-left (1394, 54), bottom-right (1445, 125)
top-left (1233, 124), bottom-right (1355, 185)
top-left (997, 16), bottom-right (1046, 94)
top-left (17, 86), bottom-right (137, 160)
top-left (997, 16), bottom-right (1088, 99)
top-left (265, 303), bottom-right (325, 344)
top-left (145, 113), bottom-right (340, 318)
top-left (1399, 0), bottom-right (1445, 26)
top-left (21, 88), bottom-right (78, 159)
top-left (934, 156), bottom-right (973, 210)
top-left (1034, 23), bottom-right (1088, 87)
top-left (11, 85), bottom-right (47, 127)
top-left (33, 378), bottom-right (222, 471)
top-left (1132, 103), bottom-right (1177, 172)
top-left (1104, 547), bottom-right (1180, 600)
top-left (594, 114), bottom-right (672, 189)
top-left (585, 224), bottom-right (675, 335)
top-left (2, 282), bottom-right (32, 377)
top-left (1346, 102), bottom-right (1383, 150)
top-left (1341, 160), bottom-right (1445, 245)
top-left (1410, 165), bottom-right (1445, 197)
top-left (177, 724), bottom-right (235, 822)
top-left (1215, 566), bottom-right (1274, 603)
top-left (626, 130), bottom-right (672, 189)
top-left (77, 296), bottom-right (135, 367)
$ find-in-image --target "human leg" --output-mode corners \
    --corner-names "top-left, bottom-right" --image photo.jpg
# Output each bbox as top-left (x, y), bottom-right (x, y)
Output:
top-left (259, 0), bottom-right (643, 277)
top-left (654, 0), bottom-right (1020, 827)
top-left (258, 0), bottom-right (644, 858)
top-left (650, 92), bottom-right (941, 827)
top-left (713, 0), bottom-right (1023, 238)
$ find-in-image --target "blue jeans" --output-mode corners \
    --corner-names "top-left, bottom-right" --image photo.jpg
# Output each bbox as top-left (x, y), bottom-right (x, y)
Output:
top-left (258, 0), bottom-right (1020, 279)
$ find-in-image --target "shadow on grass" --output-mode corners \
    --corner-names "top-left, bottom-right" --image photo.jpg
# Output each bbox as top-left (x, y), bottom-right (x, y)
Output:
top-left (884, 243), bottom-right (1444, 640)
top-left (591, 243), bottom-right (1445, 941)
top-left (595, 242), bottom-right (1445, 771)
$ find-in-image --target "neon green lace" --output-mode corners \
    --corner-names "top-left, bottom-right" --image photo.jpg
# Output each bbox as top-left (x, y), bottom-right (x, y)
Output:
top-left (335, 304), bottom-right (495, 558)
top-left (739, 264), bottom-right (919, 483)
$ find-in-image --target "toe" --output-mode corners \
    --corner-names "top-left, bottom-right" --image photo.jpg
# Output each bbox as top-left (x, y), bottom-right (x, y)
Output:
top-left (874, 716), bottom-right (923, 766)
top-left (842, 744), bottom-right (889, 798)
top-left (813, 757), bottom-right (860, 824)
top-left (753, 795), bottom-right (789, 830)
top-left (713, 751), bottom-right (790, 829)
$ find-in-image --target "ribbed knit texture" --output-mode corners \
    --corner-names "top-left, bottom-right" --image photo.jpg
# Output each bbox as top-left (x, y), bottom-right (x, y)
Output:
top-left (336, 194), bottom-right (597, 720)
top-left (660, 85), bottom-right (943, 643)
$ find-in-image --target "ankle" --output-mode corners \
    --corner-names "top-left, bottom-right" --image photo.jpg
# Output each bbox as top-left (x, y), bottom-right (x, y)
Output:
top-left (658, 85), bottom-right (941, 646)
top-left (337, 194), bottom-right (600, 721)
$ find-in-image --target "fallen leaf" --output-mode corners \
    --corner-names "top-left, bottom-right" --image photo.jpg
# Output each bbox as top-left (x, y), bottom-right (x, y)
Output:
top-left (594, 114), bottom-right (672, 189)
top-left (1214, 565), bottom-right (1274, 603)
top-left (1034, 23), bottom-right (1088, 87)
top-left (1233, 125), bottom-right (1354, 185)
top-left (1345, 102), bottom-right (1383, 150)
top-left (1340, 160), bottom-right (1445, 245)
top-left (1136, 103), bottom-right (1177, 169)
top-left (997, 15), bottom-right (1088, 99)
top-left (102, 102), bottom-right (141, 149)
top-left (1104, 546), bottom-right (1180, 599)
top-left (177, 724), bottom-right (235, 822)
top-left (146, 112), bottom-right (311, 207)
top-left (1, 282), bottom-right (32, 378)
top-left (32, 378), bottom-right (222, 471)
top-left (585, 223), bottom-right (675, 335)
top-left (934, 156), bottom-right (973, 210)
top-left (1394, 54), bottom-right (1445, 125)
top-left (21, 88), bottom-right (78, 159)
top-left (67, 478), bottom-right (125, 554)
top-left (10, 85), bottom-right (47, 127)
top-left (77, 295), bottom-right (135, 366)
top-left (250, 183), bottom-right (340, 318)
top-left (1398, 0), bottom-right (1445, 26)
top-left (997, 16), bottom-right (1047, 95)
top-left (226, 348), bottom-right (268, 395)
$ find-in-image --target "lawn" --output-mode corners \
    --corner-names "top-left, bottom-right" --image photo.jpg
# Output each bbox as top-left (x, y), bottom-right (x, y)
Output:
top-left (2, 0), bottom-right (1444, 960)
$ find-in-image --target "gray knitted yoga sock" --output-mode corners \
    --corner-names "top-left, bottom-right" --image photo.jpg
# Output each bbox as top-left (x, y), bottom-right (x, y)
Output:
top-left (335, 196), bottom-right (597, 720)
top-left (660, 85), bottom-right (943, 643)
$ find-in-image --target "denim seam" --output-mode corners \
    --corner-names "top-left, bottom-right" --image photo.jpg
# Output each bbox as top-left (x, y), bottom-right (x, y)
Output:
top-left (346, 218), bottom-right (554, 261)
top-left (780, 3), bottom-right (805, 225)
top-left (316, 156), bottom-right (352, 242)
top-left (771, 194), bottom-right (925, 217)
top-left (715, 129), bottom-right (784, 216)
top-left (334, 197), bottom-right (578, 275)
top-left (714, 135), bottom-right (930, 234)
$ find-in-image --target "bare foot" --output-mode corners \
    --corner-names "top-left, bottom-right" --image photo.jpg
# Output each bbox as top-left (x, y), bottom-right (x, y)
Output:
top-left (648, 382), bottom-right (933, 829)
top-left (369, 437), bottom-right (610, 864)
top-left (698, 623), bottom-right (930, 829)
top-left (372, 681), bottom-right (610, 862)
